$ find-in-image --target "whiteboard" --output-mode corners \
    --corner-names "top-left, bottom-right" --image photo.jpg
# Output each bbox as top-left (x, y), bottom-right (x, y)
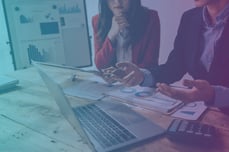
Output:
top-left (3, 0), bottom-right (92, 69)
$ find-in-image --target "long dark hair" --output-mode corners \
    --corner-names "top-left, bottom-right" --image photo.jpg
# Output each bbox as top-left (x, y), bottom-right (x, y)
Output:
top-left (97, 0), bottom-right (145, 44)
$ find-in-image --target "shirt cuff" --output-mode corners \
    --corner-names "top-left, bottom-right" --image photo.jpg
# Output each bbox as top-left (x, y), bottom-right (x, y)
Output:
top-left (212, 85), bottom-right (229, 108)
top-left (139, 68), bottom-right (155, 87)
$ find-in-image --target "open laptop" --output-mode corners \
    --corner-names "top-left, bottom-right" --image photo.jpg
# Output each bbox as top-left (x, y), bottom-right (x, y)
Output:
top-left (35, 64), bottom-right (165, 152)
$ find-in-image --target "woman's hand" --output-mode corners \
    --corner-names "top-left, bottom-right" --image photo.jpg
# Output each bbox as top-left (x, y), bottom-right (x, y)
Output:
top-left (116, 62), bottom-right (144, 87)
top-left (100, 73), bottom-right (117, 84)
top-left (99, 67), bottom-right (118, 84)
top-left (108, 13), bottom-right (129, 42)
top-left (156, 79), bottom-right (215, 103)
top-left (100, 62), bottom-right (144, 87)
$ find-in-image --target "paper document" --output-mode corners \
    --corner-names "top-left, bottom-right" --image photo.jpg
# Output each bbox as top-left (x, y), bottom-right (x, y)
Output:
top-left (63, 79), bottom-right (121, 100)
top-left (106, 86), bottom-right (183, 114)
top-left (172, 101), bottom-right (207, 120)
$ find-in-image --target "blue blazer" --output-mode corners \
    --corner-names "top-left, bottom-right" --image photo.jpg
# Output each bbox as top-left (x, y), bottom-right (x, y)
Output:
top-left (152, 7), bottom-right (229, 88)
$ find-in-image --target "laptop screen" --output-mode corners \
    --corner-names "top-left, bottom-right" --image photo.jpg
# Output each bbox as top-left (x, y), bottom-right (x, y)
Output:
top-left (34, 63), bottom-right (95, 151)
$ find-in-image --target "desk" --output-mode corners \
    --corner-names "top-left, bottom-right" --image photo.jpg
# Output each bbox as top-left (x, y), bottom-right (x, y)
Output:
top-left (0, 65), bottom-right (229, 152)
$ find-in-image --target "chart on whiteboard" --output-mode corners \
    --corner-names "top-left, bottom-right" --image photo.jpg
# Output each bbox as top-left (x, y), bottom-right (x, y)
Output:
top-left (4, 0), bottom-right (91, 69)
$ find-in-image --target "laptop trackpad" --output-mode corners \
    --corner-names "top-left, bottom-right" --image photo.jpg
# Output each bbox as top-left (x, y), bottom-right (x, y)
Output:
top-left (103, 104), bottom-right (146, 126)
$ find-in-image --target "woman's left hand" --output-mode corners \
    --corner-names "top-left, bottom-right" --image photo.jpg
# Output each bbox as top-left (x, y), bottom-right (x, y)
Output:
top-left (116, 62), bottom-right (144, 87)
top-left (156, 79), bottom-right (215, 103)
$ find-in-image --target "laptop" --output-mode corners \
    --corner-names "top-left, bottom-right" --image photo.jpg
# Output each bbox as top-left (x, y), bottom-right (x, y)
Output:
top-left (35, 65), bottom-right (165, 152)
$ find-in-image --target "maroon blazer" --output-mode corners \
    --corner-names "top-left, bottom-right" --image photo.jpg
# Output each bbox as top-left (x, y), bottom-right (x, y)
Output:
top-left (92, 9), bottom-right (160, 71)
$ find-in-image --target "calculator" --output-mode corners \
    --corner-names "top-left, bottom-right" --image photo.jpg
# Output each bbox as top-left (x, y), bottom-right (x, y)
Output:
top-left (167, 119), bottom-right (217, 144)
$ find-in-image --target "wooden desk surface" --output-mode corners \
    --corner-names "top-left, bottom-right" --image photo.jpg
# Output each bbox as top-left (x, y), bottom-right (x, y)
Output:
top-left (0, 65), bottom-right (229, 152)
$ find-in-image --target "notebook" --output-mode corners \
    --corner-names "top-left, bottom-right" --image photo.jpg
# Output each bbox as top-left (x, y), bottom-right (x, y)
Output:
top-left (35, 64), bottom-right (165, 152)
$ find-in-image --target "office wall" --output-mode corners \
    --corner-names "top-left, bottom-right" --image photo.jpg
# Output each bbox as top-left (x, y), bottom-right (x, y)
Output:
top-left (141, 0), bottom-right (194, 64)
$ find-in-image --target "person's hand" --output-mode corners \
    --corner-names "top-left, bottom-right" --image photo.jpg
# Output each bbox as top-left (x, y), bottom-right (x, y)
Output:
top-left (100, 66), bottom-right (127, 84)
top-left (156, 79), bottom-right (215, 103)
top-left (99, 67), bottom-right (118, 84)
top-left (108, 13), bottom-right (129, 42)
top-left (101, 73), bottom-right (117, 84)
top-left (116, 62), bottom-right (144, 87)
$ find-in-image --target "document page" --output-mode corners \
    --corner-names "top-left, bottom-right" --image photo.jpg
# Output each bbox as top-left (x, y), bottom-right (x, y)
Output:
top-left (171, 101), bottom-right (207, 120)
top-left (106, 86), bottom-right (183, 114)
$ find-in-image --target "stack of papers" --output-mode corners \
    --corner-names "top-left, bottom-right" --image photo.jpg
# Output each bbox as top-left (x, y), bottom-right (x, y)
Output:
top-left (0, 75), bottom-right (19, 92)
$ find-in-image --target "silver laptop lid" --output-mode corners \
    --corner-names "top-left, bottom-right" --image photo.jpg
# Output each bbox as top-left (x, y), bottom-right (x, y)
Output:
top-left (34, 62), bottom-right (165, 152)
top-left (34, 63), bottom-right (95, 151)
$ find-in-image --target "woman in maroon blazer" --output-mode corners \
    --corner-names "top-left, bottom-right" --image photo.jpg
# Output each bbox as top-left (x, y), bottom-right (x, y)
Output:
top-left (92, 0), bottom-right (160, 72)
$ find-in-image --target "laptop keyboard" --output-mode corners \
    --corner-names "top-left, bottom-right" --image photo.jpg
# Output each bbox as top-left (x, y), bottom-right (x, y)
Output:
top-left (74, 104), bottom-right (136, 148)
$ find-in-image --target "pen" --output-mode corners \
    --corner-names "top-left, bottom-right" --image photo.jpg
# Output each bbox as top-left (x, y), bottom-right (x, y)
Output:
top-left (122, 71), bottom-right (135, 80)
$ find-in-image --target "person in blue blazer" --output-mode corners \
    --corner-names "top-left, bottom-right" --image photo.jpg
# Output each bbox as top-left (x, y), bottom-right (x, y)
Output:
top-left (111, 0), bottom-right (229, 113)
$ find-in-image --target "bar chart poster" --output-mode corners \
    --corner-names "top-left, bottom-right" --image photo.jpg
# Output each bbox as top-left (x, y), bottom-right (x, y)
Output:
top-left (3, 0), bottom-right (91, 69)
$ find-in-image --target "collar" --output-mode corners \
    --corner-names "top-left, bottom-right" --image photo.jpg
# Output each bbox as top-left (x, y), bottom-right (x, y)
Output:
top-left (203, 2), bottom-right (229, 28)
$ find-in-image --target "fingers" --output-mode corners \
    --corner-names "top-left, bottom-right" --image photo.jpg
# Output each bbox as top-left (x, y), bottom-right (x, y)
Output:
top-left (116, 62), bottom-right (137, 71)
top-left (116, 61), bottom-right (128, 67)
top-left (109, 15), bottom-right (128, 38)
top-left (114, 14), bottom-right (128, 22)
top-left (183, 79), bottom-right (214, 102)
top-left (156, 83), bottom-right (174, 97)
top-left (112, 69), bottom-right (126, 80)
top-left (120, 71), bottom-right (134, 86)
top-left (114, 16), bottom-right (129, 30)
top-left (118, 70), bottom-right (142, 87)
top-left (120, 71), bottom-right (137, 87)
top-left (183, 79), bottom-right (195, 88)
top-left (102, 66), bottom-right (117, 74)
top-left (102, 63), bottom-right (142, 87)
top-left (183, 79), bottom-right (209, 89)
top-left (102, 74), bottom-right (117, 84)
top-left (113, 11), bottom-right (124, 17)
top-left (116, 62), bottom-right (143, 86)
top-left (102, 65), bottom-right (126, 79)
top-left (156, 83), bottom-right (194, 102)
top-left (101, 66), bottom-right (118, 84)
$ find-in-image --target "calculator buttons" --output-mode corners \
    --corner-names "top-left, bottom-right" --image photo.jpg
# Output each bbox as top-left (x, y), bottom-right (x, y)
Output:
top-left (167, 119), bottom-right (217, 145)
